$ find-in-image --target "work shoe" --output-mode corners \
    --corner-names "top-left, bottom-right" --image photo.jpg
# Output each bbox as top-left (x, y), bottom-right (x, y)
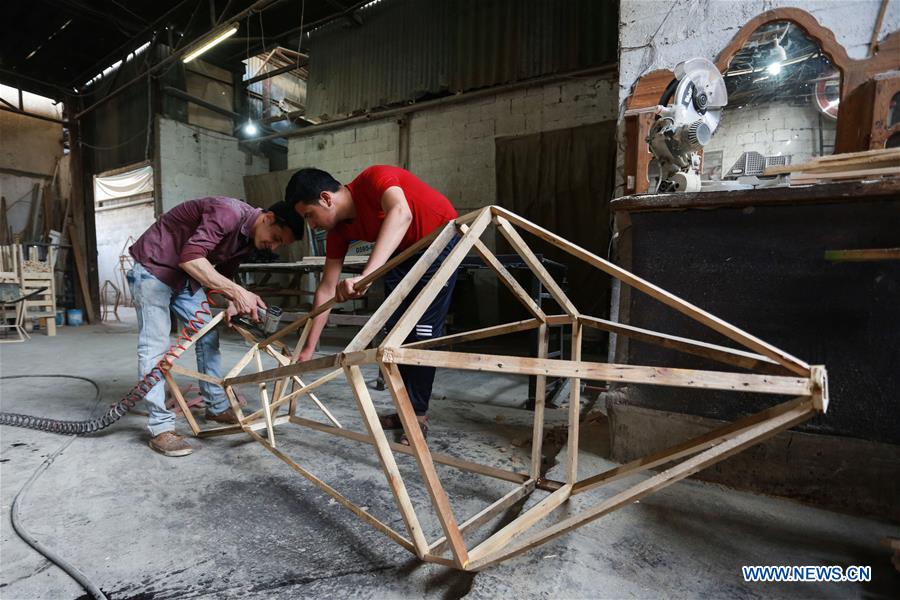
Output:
top-left (205, 407), bottom-right (241, 425)
top-left (149, 431), bottom-right (193, 457)
top-left (399, 415), bottom-right (429, 447)
top-left (378, 413), bottom-right (404, 430)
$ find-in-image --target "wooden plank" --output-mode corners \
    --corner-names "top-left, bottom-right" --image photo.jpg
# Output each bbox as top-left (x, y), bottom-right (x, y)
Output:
top-left (467, 484), bottom-right (572, 564)
top-left (164, 371), bottom-right (201, 435)
top-left (254, 349), bottom-right (277, 446)
top-left (469, 401), bottom-right (815, 570)
top-left (196, 415), bottom-right (290, 438)
top-left (383, 348), bottom-right (813, 396)
top-left (492, 206), bottom-right (811, 377)
top-left (578, 315), bottom-right (788, 374)
top-left (429, 480), bottom-right (536, 556)
top-left (494, 215), bottom-right (579, 317)
top-left (224, 351), bottom-right (341, 387)
top-left (245, 429), bottom-right (416, 554)
top-left (260, 217), bottom-right (460, 349)
top-left (566, 323), bottom-right (582, 484)
top-left (67, 221), bottom-right (94, 323)
top-left (382, 208), bottom-right (492, 348)
top-left (344, 365), bottom-right (430, 558)
top-left (344, 221), bottom-right (460, 353)
top-left (168, 363), bottom-right (223, 386)
top-left (466, 232), bottom-right (545, 320)
top-left (224, 343), bottom-right (260, 379)
top-left (381, 363), bottom-right (469, 568)
top-left (530, 324), bottom-right (548, 478)
top-left (571, 396), bottom-right (809, 495)
top-left (403, 318), bottom-right (542, 351)
top-left (261, 347), bottom-right (342, 427)
top-left (824, 247), bottom-right (900, 262)
top-left (790, 166), bottom-right (899, 182)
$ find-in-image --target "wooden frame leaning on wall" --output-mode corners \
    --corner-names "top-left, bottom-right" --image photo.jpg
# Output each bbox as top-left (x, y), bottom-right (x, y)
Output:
top-left (164, 205), bottom-right (829, 571)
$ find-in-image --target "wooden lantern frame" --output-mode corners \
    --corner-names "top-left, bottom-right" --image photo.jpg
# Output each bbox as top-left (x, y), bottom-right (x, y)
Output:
top-left (165, 206), bottom-right (828, 571)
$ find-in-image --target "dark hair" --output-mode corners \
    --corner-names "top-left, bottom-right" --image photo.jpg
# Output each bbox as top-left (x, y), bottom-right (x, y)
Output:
top-left (284, 168), bottom-right (341, 207)
top-left (268, 201), bottom-right (305, 240)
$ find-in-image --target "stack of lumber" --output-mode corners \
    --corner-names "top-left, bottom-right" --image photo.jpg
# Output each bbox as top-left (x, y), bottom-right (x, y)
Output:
top-left (763, 147), bottom-right (900, 185)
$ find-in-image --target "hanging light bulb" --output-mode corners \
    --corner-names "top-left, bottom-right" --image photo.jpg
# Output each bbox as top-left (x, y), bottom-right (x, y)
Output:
top-left (243, 119), bottom-right (258, 136)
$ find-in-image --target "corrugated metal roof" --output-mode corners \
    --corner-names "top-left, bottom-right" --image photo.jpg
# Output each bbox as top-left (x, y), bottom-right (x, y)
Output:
top-left (306, 0), bottom-right (616, 119)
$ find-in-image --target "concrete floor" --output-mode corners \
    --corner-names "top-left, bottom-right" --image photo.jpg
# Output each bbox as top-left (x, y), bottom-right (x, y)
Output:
top-left (1, 313), bottom-right (898, 599)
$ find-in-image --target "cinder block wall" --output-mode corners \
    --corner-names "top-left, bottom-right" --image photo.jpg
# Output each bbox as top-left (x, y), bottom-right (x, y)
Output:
top-left (157, 116), bottom-right (268, 212)
top-left (287, 76), bottom-right (618, 215)
top-left (285, 76), bottom-right (617, 324)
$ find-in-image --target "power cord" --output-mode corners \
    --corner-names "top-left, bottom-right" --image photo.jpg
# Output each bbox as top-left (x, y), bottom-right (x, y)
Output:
top-left (2, 375), bottom-right (107, 600)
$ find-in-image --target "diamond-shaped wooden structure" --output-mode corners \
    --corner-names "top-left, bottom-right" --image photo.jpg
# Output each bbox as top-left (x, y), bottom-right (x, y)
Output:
top-left (165, 206), bottom-right (828, 571)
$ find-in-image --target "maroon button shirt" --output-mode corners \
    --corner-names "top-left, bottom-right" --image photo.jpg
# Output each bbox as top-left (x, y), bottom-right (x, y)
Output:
top-left (130, 197), bottom-right (261, 292)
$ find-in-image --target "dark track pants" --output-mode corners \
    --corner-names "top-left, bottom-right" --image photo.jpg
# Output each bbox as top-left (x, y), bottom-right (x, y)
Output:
top-left (383, 236), bottom-right (459, 415)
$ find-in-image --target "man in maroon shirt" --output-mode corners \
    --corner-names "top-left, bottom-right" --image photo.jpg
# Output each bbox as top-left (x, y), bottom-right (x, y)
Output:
top-left (284, 166), bottom-right (459, 445)
top-left (128, 196), bottom-right (303, 457)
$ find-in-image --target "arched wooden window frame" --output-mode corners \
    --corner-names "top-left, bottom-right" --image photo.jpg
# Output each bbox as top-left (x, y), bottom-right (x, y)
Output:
top-left (622, 7), bottom-right (898, 193)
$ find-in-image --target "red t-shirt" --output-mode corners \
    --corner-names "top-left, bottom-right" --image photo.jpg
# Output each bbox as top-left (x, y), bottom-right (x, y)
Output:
top-left (325, 166), bottom-right (458, 259)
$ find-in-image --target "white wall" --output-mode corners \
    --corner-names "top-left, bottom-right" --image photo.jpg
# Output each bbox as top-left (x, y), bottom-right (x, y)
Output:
top-left (705, 102), bottom-right (836, 174)
top-left (287, 76), bottom-right (618, 214)
top-left (157, 116), bottom-right (269, 211)
top-left (615, 0), bottom-right (900, 193)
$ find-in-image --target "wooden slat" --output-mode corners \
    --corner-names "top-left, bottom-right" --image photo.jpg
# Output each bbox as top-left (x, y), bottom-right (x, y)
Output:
top-left (245, 429), bottom-right (416, 554)
top-left (578, 315), bottom-right (788, 374)
top-left (403, 318), bottom-right (542, 351)
top-left (824, 247), bottom-right (900, 262)
top-left (168, 363), bottom-right (223, 386)
top-left (164, 371), bottom-right (201, 435)
top-left (467, 233), bottom-right (545, 320)
top-left (381, 363), bottom-right (469, 568)
top-left (344, 220), bottom-right (461, 352)
top-left (467, 484), bottom-right (572, 563)
top-left (383, 208), bottom-right (492, 348)
top-left (566, 323), bottom-right (582, 484)
top-left (261, 215), bottom-right (464, 349)
top-left (491, 206), bottom-right (811, 376)
top-left (429, 480), bottom-right (536, 556)
top-left (344, 365), bottom-right (430, 557)
top-left (469, 401), bottom-right (815, 570)
top-left (382, 348), bottom-right (813, 396)
top-left (530, 324), bottom-right (548, 478)
top-left (494, 215), bottom-right (579, 317)
top-left (224, 352), bottom-right (341, 386)
top-left (571, 396), bottom-right (808, 495)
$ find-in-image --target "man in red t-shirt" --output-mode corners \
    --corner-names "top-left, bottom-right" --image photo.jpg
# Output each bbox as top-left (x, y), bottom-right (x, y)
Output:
top-left (285, 166), bottom-right (459, 444)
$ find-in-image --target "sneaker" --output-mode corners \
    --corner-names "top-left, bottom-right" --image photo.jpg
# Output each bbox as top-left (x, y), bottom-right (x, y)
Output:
top-left (205, 407), bottom-right (241, 425)
top-left (399, 415), bottom-right (429, 446)
top-left (149, 431), bottom-right (193, 457)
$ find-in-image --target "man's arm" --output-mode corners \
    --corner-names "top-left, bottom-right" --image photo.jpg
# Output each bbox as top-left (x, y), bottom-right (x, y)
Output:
top-left (179, 257), bottom-right (266, 319)
top-left (335, 185), bottom-right (411, 302)
top-left (297, 257), bottom-right (344, 362)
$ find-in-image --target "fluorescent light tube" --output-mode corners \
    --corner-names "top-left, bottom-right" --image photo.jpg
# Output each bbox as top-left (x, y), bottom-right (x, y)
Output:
top-left (183, 24), bottom-right (239, 63)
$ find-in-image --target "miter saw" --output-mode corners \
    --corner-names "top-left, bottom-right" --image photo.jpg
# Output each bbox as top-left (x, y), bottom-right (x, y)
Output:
top-left (646, 58), bottom-right (727, 193)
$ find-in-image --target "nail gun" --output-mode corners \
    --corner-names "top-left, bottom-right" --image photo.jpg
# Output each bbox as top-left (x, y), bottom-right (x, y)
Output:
top-left (232, 305), bottom-right (283, 339)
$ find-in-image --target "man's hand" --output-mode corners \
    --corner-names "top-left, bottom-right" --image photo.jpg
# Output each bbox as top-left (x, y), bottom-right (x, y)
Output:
top-left (335, 276), bottom-right (369, 303)
top-left (232, 286), bottom-right (267, 321)
top-left (224, 301), bottom-right (239, 327)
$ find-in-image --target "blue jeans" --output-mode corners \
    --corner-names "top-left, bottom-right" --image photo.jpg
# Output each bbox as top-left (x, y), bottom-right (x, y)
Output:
top-left (127, 262), bottom-right (230, 436)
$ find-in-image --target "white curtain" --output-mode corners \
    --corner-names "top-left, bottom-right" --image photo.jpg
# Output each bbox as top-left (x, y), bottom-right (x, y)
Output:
top-left (93, 165), bottom-right (153, 202)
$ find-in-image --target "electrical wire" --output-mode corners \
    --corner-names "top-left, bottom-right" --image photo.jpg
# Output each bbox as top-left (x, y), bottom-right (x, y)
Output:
top-left (3, 374), bottom-right (107, 600)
